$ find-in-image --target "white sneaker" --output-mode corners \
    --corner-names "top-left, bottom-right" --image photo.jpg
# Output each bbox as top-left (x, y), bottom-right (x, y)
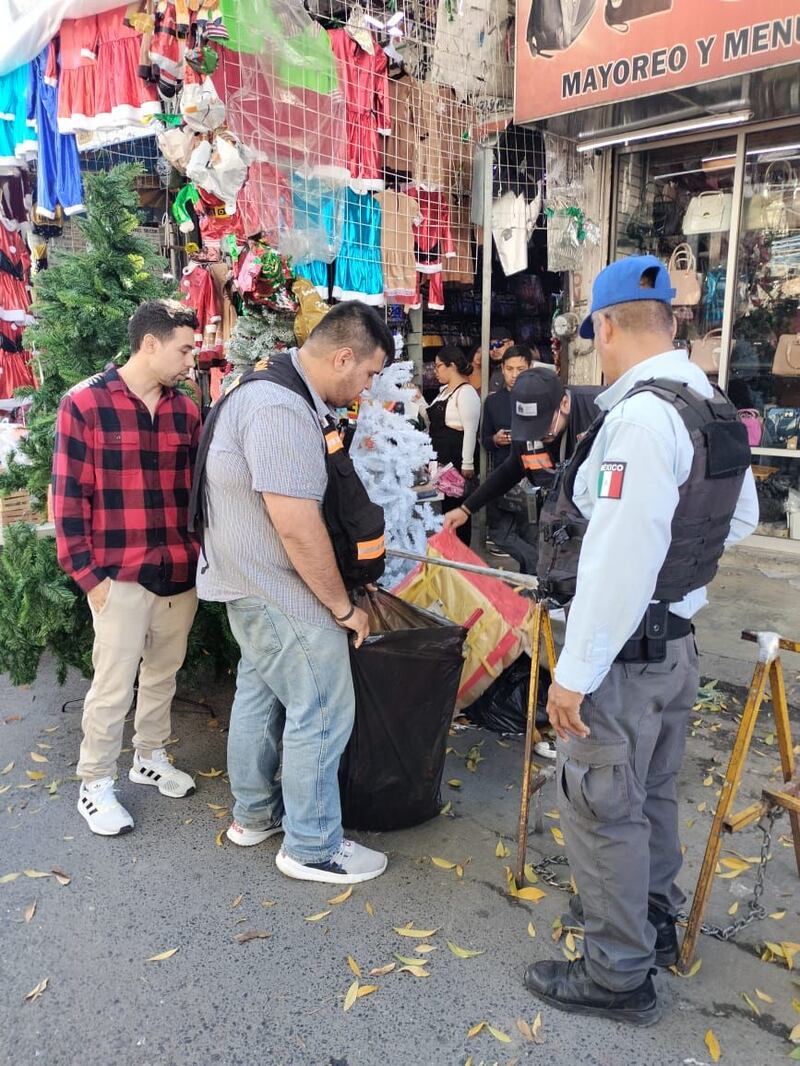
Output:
top-left (535, 740), bottom-right (557, 760)
top-left (226, 819), bottom-right (283, 846)
top-left (129, 748), bottom-right (196, 797)
top-left (276, 838), bottom-right (387, 885)
top-left (78, 778), bottom-right (134, 836)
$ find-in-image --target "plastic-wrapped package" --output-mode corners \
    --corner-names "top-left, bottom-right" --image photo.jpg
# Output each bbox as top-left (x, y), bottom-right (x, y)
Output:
top-left (217, 0), bottom-right (347, 261)
top-left (339, 588), bottom-right (465, 832)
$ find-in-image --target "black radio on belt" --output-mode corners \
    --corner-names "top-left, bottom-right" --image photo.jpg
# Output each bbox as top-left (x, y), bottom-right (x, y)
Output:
top-left (615, 602), bottom-right (692, 664)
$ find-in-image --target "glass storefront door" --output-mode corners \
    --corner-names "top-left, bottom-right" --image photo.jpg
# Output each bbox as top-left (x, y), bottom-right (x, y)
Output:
top-left (612, 122), bottom-right (800, 546)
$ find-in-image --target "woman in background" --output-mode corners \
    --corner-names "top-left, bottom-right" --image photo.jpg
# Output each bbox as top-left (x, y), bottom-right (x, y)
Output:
top-left (427, 345), bottom-right (481, 545)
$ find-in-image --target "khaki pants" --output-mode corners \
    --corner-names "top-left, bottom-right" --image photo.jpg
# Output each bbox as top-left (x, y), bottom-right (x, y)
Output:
top-left (78, 581), bottom-right (198, 782)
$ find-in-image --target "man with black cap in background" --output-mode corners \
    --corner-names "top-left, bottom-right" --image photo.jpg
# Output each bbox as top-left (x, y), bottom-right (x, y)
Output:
top-left (444, 366), bottom-right (601, 572)
top-left (523, 255), bottom-right (758, 1025)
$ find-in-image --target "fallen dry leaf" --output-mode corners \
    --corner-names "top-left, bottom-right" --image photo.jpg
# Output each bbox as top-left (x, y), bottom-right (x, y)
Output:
top-left (523, 863), bottom-right (538, 883)
top-left (431, 856), bottom-right (457, 870)
top-left (704, 1028), bottom-right (721, 1063)
top-left (495, 840), bottom-right (510, 858)
top-left (0, 872), bottom-right (20, 884)
top-left (394, 924), bottom-right (438, 938)
top-left (51, 868), bottom-right (70, 887)
top-left (487, 1025), bottom-right (511, 1044)
top-left (741, 992), bottom-right (760, 1016)
top-left (415, 944), bottom-right (437, 955)
top-left (0, 784), bottom-right (10, 795)
top-left (769, 911), bottom-right (786, 920)
top-left (356, 985), bottom-right (378, 998)
top-left (397, 965), bottom-right (429, 978)
top-left (233, 930), bottom-right (270, 944)
top-left (1, 762), bottom-right (13, 775)
top-left (197, 768), bottom-right (224, 778)
top-left (467, 1021), bottom-right (486, 1038)
top-left (365, 900), bottom-right (375, 917)
top-left (343, 979), bottom-right (359, 1012)
top-left (261, 900), bottom-right (276, 908)
top-left (230, 894), bottom-right (243, 910)
top-left (328, 887), bottom-right (353, 905)
top-left (29, 752), bottom-right (48, 764)
top-left (550, 827), bottom-right (565, 846)
top-left (439, 801), bottom-right (452, 815)
top-left (516, 886), bottom-right (546, 903)
top-left (446, 940), bottom-right (484, 959)
top-left (754, 988), bottom-right (774, 1003)
top-left (531, 1011), bottom-right (544, 1042)
top-left (703, 775), bottom-right (713, 786)
top-left (23, 870), bottom-right (50, 879)
top-left (24, 977), bottom-right (48, 1003)
top-left (516, 1018), bottom-right (533, 1041)
top-left (147, 948), bottom-right (179, 962)
top-left (347, 955), bottom-right (361, 977)
top-left (25, 771), bottom-right (45, 781)
top-left (207, 803), bottom-right (226, 811)
top-left (447, 779), bottom-right (462, 788)
top-left (789, 1021), bottom-right (800, 1043)
top-left (728, 902), bottom-right (739, 916)
top-left (369, 963), bottom-right (395, 976)
top-left (394, 954), bottom-right (424, 966)
top-left (527, 921), bottom-right (537, 938)
top-left (24, 901), bottom-right (36, 923)
top-left (214, 829), bottom-right (225, 847)
top-left (304, 910), bottom-right (331, 922)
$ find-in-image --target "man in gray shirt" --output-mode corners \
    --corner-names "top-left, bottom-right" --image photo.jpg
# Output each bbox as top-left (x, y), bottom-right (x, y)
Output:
top-left (197, 303), bottom-right (393, 885)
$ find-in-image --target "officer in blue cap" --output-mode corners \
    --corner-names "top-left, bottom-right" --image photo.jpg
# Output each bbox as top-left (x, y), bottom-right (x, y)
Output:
top-left (523, 256), bottom-right (759, 1024)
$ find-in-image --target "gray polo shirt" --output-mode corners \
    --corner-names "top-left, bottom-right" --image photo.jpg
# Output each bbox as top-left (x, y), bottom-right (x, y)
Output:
top-left (196, 350), bottom-right (337, 629)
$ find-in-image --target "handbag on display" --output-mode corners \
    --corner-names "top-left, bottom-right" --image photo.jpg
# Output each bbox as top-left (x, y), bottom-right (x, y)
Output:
top-left (528, 0), bottom-right (596, 55)
top-left (668, 244), bottom-right (702, 306)
top-left (772, 334), bottom-right (800, 376)
top-left (690, 329), bottom-right (723, 374)
top-left (737, 408), bottom-right (763, 448)
top-left (651, 181), bottom-right (683, 237)
top-left (761, 407), bottom-right (800, 449)
top-left (682, 191), bottom-right (733, 234)
top-left (701, 267), bottom-right (726, 328)
top-left (605, 0), bottom-right (671, 29)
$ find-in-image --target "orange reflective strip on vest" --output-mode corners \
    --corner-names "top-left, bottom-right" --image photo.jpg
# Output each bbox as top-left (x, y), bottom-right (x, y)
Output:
top-left (324, 430), bottom-right (344, 454)
top-left (521, 451), bottom-right (554, 471)
top-left (357, 535), bottom-right (385, 560)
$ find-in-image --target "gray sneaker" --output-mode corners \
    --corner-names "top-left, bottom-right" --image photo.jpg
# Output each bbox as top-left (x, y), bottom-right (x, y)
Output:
top-left (276, 838), bottom-right (387, 884)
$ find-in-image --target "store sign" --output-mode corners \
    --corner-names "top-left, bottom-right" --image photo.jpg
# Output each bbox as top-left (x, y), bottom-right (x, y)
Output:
top-left (514, 1), bottom-right (800, 123)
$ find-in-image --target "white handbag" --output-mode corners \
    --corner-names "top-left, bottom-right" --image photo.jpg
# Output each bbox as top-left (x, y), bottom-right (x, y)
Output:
top-left (690, 329), bottom-right (723, 374)
top-left (682, 191), bottom-right (732, 234)
top-left (668, 243), bottom-right (702, 306)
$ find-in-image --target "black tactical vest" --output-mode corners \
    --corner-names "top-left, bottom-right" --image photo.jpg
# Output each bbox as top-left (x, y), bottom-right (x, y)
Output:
top-left (189, 352), bottom-right (386, 590)
top-left (537, 378), bottom-right (751, 605)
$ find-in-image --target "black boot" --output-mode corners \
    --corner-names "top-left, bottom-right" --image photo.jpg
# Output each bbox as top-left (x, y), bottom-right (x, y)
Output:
top-left (564, 894), bottom-right (679, 969)
top-left (523, 957), bottom-right (661, 1026)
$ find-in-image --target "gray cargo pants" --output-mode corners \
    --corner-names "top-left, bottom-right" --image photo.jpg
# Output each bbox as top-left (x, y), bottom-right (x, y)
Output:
top-left (556, 634), bottom-right (699, 992)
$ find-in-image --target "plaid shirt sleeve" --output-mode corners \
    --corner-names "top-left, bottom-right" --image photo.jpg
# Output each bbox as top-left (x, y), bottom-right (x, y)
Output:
top-left (51, 391), bottom-right (108, 593)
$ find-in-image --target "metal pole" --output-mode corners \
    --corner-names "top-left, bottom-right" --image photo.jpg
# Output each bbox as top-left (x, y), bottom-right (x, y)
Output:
top-left (477, 138), bottom-right (496, 547)
top-left (386, 547), bottom-right (539, 591)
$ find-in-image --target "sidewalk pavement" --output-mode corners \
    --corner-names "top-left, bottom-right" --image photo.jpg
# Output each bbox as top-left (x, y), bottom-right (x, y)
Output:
top-left (0, 551), bottom-right (799, 1066)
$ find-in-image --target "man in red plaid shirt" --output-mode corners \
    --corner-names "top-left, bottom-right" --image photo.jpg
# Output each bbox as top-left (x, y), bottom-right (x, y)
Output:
top-left (52, 300), bottom-right (202, 836)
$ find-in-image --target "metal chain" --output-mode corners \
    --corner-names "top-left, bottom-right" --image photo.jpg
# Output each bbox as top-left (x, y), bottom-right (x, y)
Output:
top-left (530, 853), bottom-right (573, 892)
top-left (677, 806), bottom-right (781, 942)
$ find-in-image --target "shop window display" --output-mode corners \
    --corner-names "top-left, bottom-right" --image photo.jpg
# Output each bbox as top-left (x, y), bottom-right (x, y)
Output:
top-left (615, 138), bottom-right (737, 364)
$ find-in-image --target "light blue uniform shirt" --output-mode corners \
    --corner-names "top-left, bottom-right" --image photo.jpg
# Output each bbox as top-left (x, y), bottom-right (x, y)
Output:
top-left (555, 349), bottom-right (759, 695)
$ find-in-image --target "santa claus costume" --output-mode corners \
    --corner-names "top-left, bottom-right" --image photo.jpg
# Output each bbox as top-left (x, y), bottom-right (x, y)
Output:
top-left (328, 28), bottom-right (390, 192)
top-left (57, 16), bottom-right (99, 133)
top-left (93, 7), bottom-right (159, 130)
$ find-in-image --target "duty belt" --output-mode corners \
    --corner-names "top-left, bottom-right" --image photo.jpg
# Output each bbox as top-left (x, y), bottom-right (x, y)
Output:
top-left (615, 602), bottom-right (693, 664)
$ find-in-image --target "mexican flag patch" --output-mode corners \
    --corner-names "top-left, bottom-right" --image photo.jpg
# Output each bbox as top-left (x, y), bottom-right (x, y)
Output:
top-left (597, 461), bottom-right (626, 499)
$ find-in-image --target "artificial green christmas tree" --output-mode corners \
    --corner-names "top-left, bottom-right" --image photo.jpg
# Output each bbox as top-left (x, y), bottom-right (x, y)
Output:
top-left (0, 164), bottom-right (239, 685)
top-left (0, 164), bottom-right (171, 505)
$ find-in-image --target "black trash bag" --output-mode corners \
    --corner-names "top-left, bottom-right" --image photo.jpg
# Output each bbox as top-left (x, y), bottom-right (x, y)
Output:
top-left (465, 654), bottom-right (550, 735)
top-left (339, 588), bottom-right (465, 832)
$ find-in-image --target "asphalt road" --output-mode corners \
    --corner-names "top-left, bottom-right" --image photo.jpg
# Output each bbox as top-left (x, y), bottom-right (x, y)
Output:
top-left (1, 658), bottom-right (798, 1066)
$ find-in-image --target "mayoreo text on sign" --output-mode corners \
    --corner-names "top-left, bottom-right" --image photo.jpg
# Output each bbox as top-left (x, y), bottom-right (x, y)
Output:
top-left (514, 1), bottom-right (800, 124)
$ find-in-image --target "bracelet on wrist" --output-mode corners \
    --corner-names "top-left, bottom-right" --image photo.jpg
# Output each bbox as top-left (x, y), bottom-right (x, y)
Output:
top-left (334, 604), bottom-right (355, 623)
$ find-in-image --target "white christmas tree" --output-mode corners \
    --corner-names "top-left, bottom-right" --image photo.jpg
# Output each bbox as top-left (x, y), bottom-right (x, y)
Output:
top-left (350, 359), bottom-right (442, 586)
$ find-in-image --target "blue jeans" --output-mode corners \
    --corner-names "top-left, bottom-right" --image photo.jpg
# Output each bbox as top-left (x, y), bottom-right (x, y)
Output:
top-left (225, 596), bottom-right (355, 864)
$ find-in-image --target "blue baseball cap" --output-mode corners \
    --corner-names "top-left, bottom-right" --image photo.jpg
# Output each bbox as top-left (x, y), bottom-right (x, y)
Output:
top-left (579, 255), bottom-right (676, 339)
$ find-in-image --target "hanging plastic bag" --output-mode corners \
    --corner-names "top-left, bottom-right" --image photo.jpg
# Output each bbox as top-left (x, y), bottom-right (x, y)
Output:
top-left (466, 655), bottom-right (550, 734)
top-left (339, 588), bottom-right (465, 832)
